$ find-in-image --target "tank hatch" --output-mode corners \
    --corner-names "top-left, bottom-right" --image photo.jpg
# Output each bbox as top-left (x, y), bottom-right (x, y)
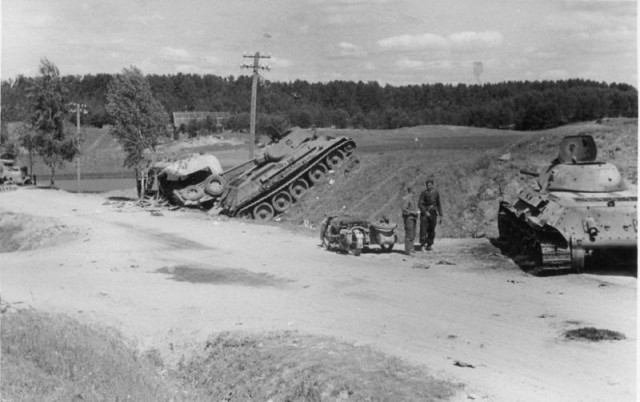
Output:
top-left (556, 135), bottom-right (597, 164)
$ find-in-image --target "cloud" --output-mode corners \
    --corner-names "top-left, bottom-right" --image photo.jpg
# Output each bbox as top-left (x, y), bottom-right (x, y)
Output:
top-left (337, 41), bottom-right (365, 57)
top-left (539, 69), bottom-right (570, 80)
top-left (29, 14), bottom-right (55, 27)
top-left (203, 56), bottom-right (220, 65)
top-left (175, 64), bottom-right (203, 74)
top-left (448, 31), bottom-right (503, 50)
top-left (339, 42), bottom-right (357, 50)
top-left (378, 33), bottom-right (448, 50)
top-left (540, 2), bottom-right (635, 55)
top-left (424, 59), bottom-right (452, 69)
top-left (321, 0), bottom-right (397, 25)
top-left (395, 58), bottom-right (424, 70)
top-left (161, 47), bottom-right (191, 59)
top-left (129, 13), bottom-right (165, 25)
top-left (271, 57), bottom-right (293, 68)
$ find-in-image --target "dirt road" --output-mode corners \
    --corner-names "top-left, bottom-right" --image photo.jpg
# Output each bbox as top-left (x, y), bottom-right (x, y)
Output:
top-left (1, 188), bottom-right (636, 401)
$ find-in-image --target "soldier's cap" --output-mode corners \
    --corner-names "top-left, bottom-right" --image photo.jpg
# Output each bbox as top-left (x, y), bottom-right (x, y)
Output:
top-left (425, 179), bottom-right (434, 185)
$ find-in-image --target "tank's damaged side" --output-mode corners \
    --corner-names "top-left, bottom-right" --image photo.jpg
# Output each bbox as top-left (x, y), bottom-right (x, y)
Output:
top-left (149, 153), bottom-right (225, 208)
top-left (498, 135), bottom-right (637, 274)
top-left (217, 127), bottom-right (356, 220)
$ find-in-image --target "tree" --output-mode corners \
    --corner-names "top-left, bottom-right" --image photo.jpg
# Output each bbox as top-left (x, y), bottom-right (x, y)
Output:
top-left (106, 66), bottom-right (169, 169)
top-left (16, 124), bottom-right (37, 181)
top-left (27, 58), bottom-right (77, 187)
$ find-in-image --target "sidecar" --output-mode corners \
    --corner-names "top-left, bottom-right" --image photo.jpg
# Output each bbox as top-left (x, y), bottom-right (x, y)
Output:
top-left (320, 215), bottom-right (397, 256)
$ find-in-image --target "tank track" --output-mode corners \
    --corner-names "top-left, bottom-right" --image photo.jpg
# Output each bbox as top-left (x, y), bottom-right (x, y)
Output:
top-left (498, 203), bottom-right (572, 274)
top-left (232, 138), bottom-right (357, 219)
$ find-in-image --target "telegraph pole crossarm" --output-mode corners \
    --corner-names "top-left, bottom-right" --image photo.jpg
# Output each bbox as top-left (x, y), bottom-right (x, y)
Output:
top-left (241, 51), bottom-right (271, 160)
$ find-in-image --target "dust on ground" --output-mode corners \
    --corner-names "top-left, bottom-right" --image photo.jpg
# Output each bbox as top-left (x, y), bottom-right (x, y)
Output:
top-left (1, 188), bottom-right (636, 402)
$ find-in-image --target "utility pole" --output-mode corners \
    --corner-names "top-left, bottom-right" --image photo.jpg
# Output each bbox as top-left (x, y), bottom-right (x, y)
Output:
top-left (241, 51), bottom-right (270, 159)
top-left (70, 102), bottom-right (87, 193)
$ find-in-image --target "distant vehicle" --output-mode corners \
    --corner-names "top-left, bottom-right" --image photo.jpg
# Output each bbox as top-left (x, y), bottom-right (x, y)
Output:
top-left (148, 127), bottom-right (357, 220)
top-left (498, 134), bottom-right (637, 273)
top-left (0, 152), bottom-right (31, 185)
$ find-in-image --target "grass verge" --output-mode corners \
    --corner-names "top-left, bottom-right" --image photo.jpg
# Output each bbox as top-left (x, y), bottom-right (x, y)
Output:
top-left (1, 308), bottom-right (175, 402)
top-left (2, 309), bottom-right (463, 401)
top-left (176, 331), bottom-right (463, 401)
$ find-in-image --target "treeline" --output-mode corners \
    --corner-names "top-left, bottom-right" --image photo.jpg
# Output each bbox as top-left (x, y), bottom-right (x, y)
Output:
top-left (2, 74), bottom-right (637, 132)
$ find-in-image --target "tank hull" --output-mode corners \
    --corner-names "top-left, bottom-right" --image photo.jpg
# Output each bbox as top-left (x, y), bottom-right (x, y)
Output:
top-left (219, 129), bottom-right (356, 220)
top-left (498, 189), bottom-right (637, 273)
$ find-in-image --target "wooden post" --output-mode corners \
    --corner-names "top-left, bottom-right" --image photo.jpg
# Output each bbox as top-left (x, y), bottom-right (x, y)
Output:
top-left (242, 52), bottom-right (270, 160)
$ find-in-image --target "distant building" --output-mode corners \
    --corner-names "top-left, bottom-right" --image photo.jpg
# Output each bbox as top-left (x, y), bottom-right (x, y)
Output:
top-left (172, 111), bottom-right (231, 130)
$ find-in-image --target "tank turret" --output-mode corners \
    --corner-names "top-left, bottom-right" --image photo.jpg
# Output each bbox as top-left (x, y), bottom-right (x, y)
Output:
top-left (498, 134), bottom-right (637, 274)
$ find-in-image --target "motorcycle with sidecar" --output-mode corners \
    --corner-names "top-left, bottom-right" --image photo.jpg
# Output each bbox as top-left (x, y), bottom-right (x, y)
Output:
top-left (319, 215), bottom-right (397, 256)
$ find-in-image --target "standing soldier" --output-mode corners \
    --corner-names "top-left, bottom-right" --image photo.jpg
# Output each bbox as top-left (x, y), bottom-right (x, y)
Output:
top-left (418, 179), bottom-right (443, 251)
top-left (401, 185), bottom-right (419, 256)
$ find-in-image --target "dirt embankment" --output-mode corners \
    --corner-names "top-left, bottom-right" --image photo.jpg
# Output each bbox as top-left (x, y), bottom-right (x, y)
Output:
top-left (1, 187), bottom-right (636, 402)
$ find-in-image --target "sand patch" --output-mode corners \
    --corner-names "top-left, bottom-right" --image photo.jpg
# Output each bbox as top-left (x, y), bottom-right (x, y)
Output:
top-left (0, 212), bottom-right (78, 253)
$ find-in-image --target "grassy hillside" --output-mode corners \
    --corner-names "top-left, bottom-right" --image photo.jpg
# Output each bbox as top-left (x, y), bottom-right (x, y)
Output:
top-left (8, 123), bottom-right (250, 178)
top-left (8, 119), bottom-right (636, 239)
top-left (279, 118), bottom-right (637, 239)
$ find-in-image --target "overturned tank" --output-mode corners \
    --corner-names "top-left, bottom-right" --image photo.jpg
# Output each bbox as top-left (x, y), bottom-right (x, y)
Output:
top-left (149, 153), bottom-right (225, 207)
top-left (218, 127), bottom-right (356, 220)
top-left (498, 134), bottom-right (637, 273)
top-left (148, 127), bottom-right (356, 218)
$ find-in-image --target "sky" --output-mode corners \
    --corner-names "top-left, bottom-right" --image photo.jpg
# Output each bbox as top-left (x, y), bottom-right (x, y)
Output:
top-left (1, 0), bottom-right (637, 86)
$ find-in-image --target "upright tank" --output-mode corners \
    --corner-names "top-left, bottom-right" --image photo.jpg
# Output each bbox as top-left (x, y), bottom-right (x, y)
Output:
top-left (498, 134), bottom-right (637, 273)
top-left (218, 127), bottom-right (356, 220)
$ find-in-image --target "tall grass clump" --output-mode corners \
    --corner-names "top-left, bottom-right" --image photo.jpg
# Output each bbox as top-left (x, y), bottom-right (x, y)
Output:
top-left (1, 309), bottom-right (174, 402)
top-left (176, 331), bottom-right (462, 401)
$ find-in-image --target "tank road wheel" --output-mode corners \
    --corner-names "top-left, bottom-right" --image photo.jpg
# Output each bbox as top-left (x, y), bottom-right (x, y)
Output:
top-left (238, 209), bottom-right (253, 219)
top-left (272, 191), bottom-right (293, 212)
top-left (342, 142), bottom-right (356, 155)
top-left (204, 174), bottom-right (226, 197)
top-left (326, 150), bottom-right (345, 169)
top-left (381, 243), bottom-right (394, 253)
top-left (181, 185), bottom-right (204, 201)
top-left (253, 203), bottom-right (275, 221)
top-left (308, 163), bottom-right (328, 184)
top-left (289, 178), bottom-right (309, 200)
top-left (571, 246), bottom-right (586, 273)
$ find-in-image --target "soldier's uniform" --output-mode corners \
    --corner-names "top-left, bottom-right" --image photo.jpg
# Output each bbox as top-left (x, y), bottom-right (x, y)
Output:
top-left (401, 189), bottom-right (419, 255)
top-left (418, 182), bottom-right (443, 250)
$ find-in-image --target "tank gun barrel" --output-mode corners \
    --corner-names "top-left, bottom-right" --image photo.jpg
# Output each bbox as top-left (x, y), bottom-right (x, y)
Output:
top-left (520, 169), bottom-right (539, 177)
top-left (223, 159), bottom-right (257, 175)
